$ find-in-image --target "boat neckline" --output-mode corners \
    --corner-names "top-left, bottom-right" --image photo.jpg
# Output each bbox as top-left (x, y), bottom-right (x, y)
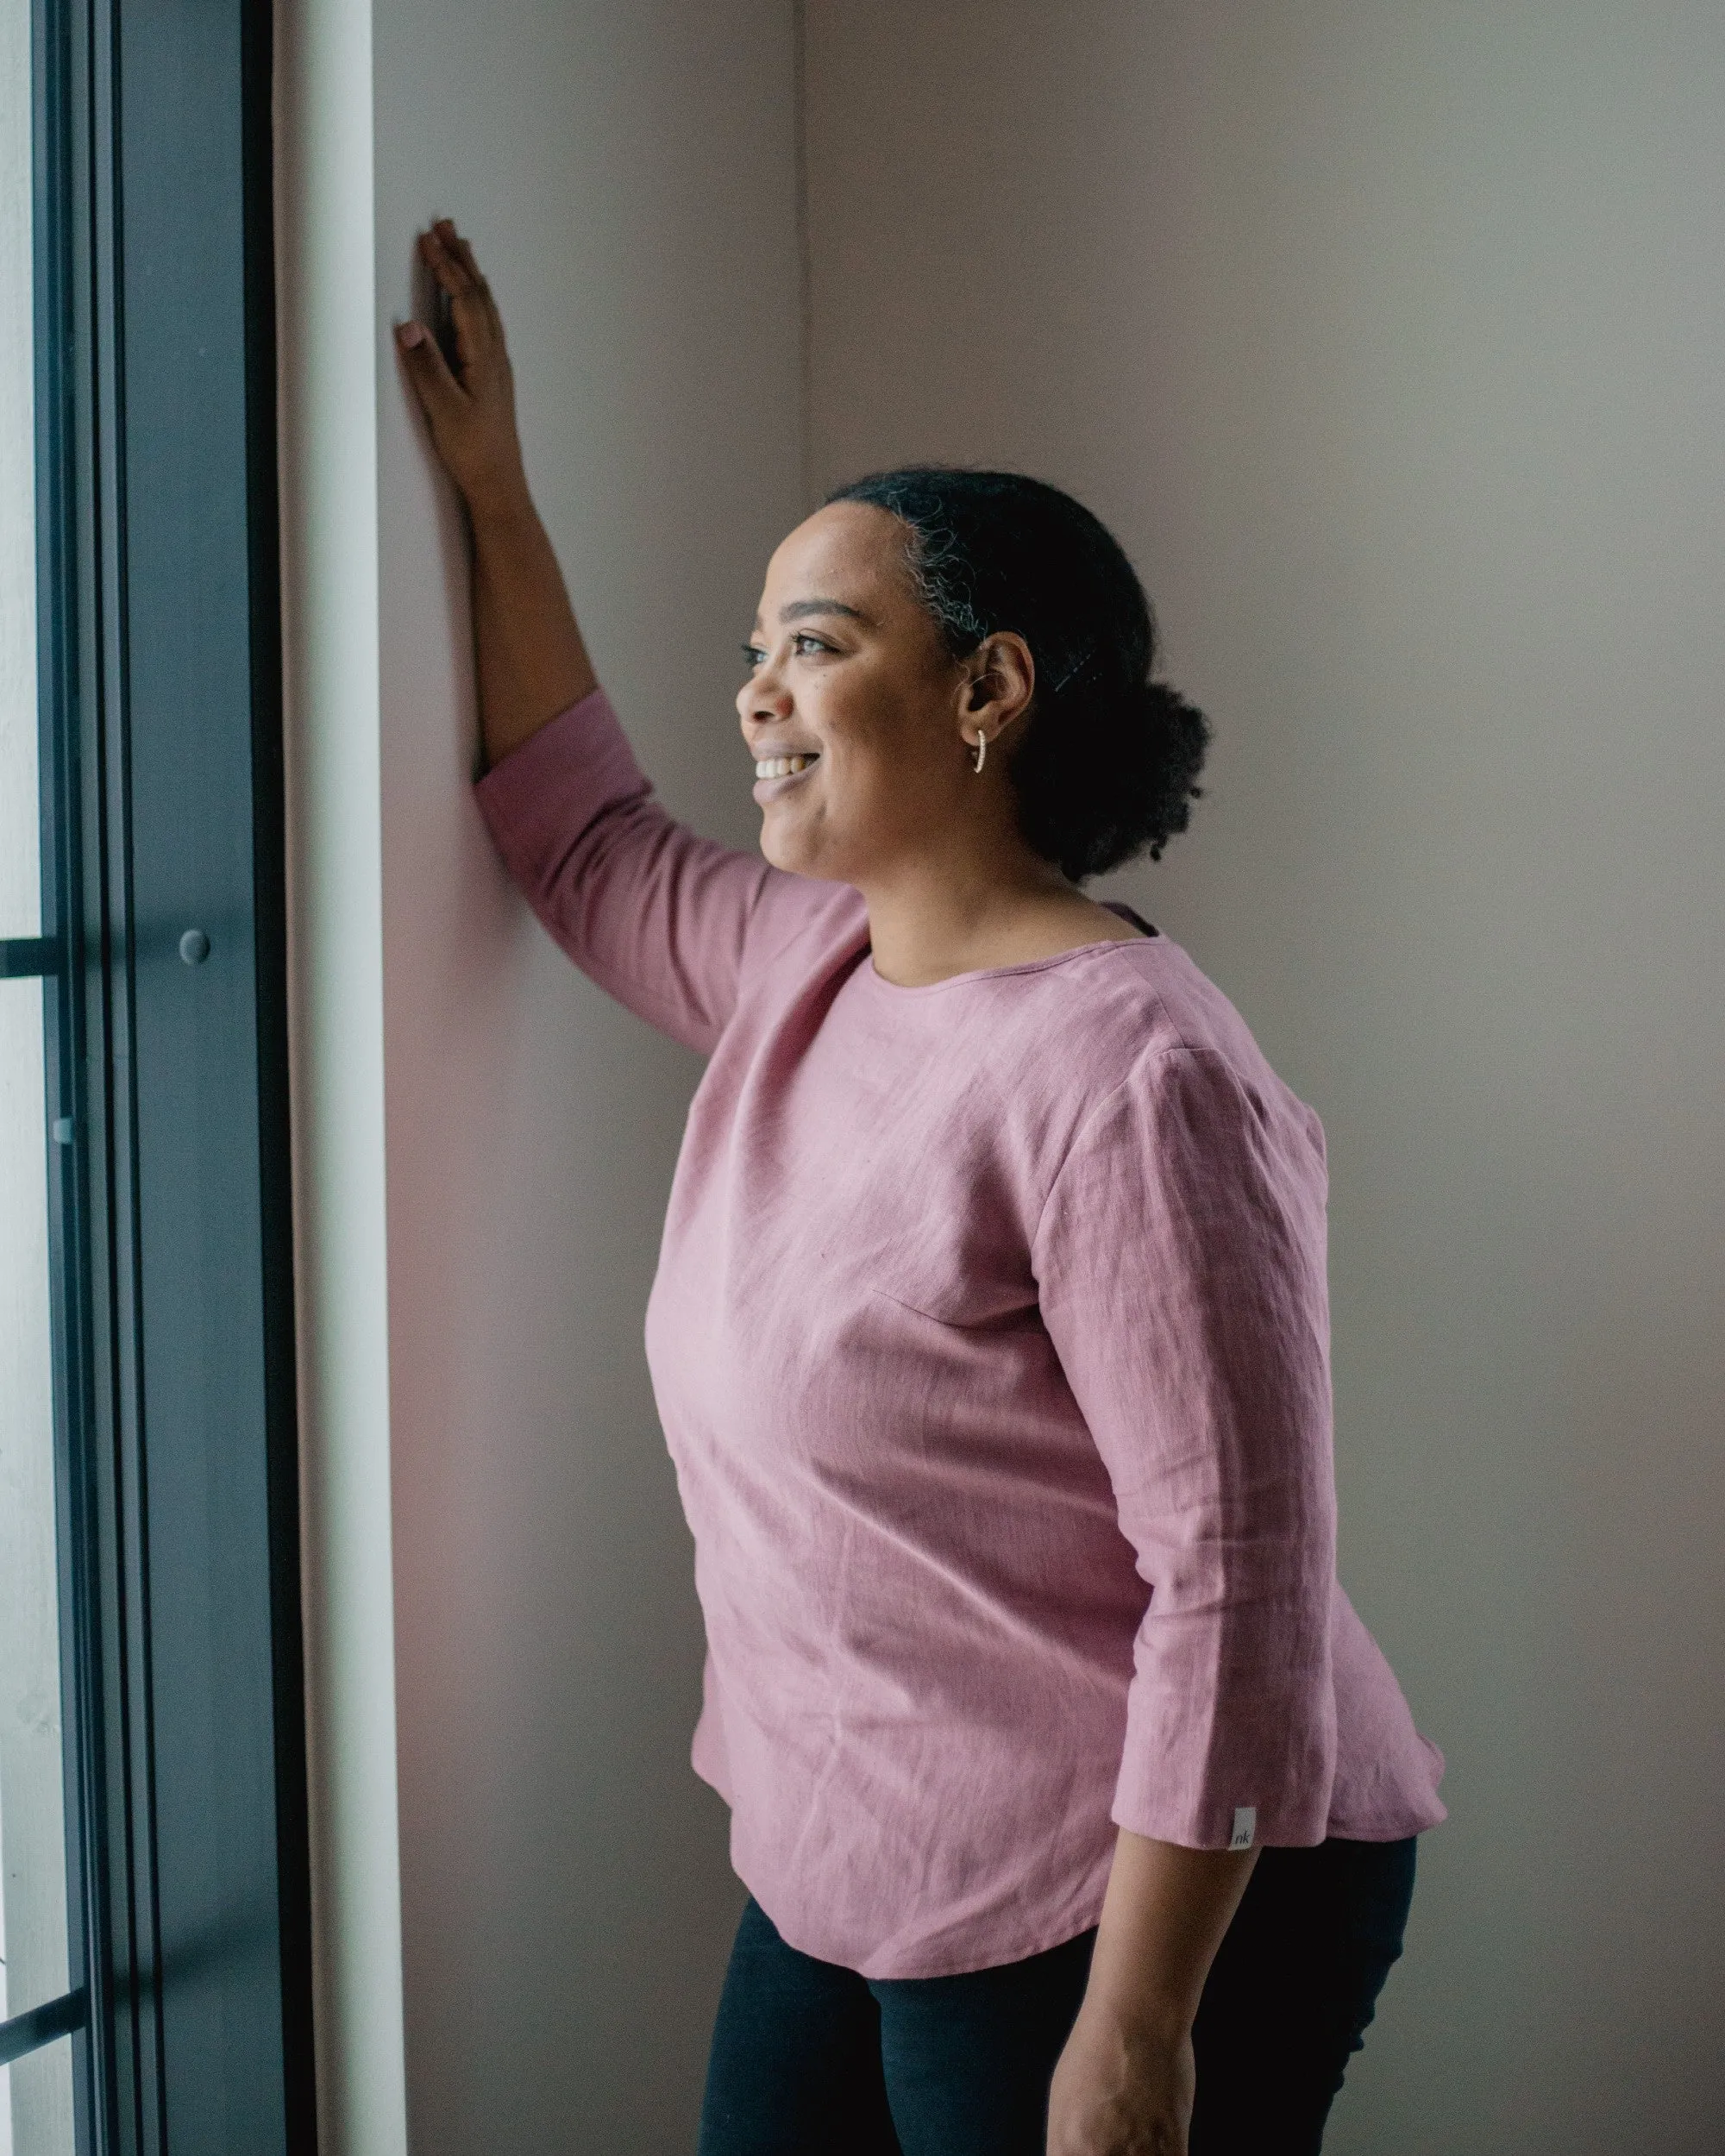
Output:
top-left (862, 904), bottom-right (1159, 995)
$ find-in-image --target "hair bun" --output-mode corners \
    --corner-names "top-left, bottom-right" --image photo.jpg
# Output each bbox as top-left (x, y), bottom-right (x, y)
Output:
top-left (1028, 675), bottom-right (1208, 880)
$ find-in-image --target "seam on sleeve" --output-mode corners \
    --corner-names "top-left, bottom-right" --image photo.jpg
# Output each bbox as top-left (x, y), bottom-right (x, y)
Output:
top-left (1030, 1038), bottom-right (1247, 1263)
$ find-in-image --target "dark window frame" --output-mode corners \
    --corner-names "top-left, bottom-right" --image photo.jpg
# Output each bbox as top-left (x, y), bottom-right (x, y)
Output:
top-left (3, 0), bottom-right (315, 2147)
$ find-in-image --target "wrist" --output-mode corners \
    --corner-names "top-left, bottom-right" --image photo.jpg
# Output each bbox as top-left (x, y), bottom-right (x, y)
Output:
top-left (462, 465), bottom-right (536, 528)
top-left (1074, 1980), bottom-right (1196, 2056)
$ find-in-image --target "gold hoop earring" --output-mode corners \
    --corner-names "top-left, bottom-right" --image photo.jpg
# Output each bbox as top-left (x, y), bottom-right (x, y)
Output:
top-left (970, 730), bottom-right (988, 775)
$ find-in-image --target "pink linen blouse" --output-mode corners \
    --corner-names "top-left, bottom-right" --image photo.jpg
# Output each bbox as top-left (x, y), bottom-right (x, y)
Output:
top-left (476, 687), bottom-right (1446, 1981)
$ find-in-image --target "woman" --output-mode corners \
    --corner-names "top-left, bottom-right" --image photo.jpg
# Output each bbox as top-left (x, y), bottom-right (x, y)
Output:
top-left (397, 221), bottom-right (1445, 2156)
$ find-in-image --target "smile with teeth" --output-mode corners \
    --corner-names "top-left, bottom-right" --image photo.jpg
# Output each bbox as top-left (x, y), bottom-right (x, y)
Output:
top-left (755, 753), bottom-right (820, 778)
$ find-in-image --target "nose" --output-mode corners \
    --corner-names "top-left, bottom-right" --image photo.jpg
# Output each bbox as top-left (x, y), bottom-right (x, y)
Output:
top-left (737, 661), bottom-right (792, 730)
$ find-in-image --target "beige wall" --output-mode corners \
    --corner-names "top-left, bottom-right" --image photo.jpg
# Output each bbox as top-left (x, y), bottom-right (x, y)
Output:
top-left (371, 5), bottom-right (800, 2153)
top-left (806, 3), bottom-right (1725, 2149)
top-left (282, 3), bottom-right (800, 2150)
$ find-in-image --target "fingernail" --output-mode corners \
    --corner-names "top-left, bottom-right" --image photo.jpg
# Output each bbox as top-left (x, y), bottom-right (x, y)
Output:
top-left (398, 321), bottom-right (424, 348)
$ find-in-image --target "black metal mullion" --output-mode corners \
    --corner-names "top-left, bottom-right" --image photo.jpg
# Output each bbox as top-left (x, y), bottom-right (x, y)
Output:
top-left (237, 0), bottom-right (317, 2129)
top-left (0, 934), bottom-right (61, 975)
top-left (85, 0), bottom-right (168, 2142)
top-left (37, 0), bottom-right (169, 2147)
top-left (34, 2), bottom-right (313, 2148)
top-left (0, 1989), bottom-right (89, 2071)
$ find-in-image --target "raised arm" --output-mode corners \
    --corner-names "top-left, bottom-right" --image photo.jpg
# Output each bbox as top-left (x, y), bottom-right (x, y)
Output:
top-left (394, 222), bottom-right (833, 1050)
top-left (396, 220), bottom-right (593, 769)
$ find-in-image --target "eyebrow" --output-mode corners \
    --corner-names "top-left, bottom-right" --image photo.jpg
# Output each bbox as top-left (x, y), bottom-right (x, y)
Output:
top-left (774, 597), bottom-right (874, 627)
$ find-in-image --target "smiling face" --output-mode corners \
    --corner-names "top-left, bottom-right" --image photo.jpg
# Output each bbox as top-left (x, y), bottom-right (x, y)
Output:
top-left (737, 502), bottom-right (1003, 885)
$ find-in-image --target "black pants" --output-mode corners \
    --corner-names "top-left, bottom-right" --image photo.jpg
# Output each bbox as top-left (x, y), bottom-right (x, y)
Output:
top-left (698, 1837), bottom-right (1417, 2156)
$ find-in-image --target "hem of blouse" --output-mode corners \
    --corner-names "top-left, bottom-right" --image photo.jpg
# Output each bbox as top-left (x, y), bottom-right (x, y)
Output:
top-left (1324, 1795), bottom-right (1450, 1840)
top-left (732, 1859), bottom-right (1113, 1982)
top-left (1321, 1814), bottom-right (1447, 1842)
top-left (777, 1905), bottom-right (1112, 1984)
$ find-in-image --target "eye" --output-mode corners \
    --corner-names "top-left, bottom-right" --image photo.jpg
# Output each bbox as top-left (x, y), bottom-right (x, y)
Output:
top-left (792, 632), bottom-right (833, 657)
top-left (740, 642), bottom-right (766, 670)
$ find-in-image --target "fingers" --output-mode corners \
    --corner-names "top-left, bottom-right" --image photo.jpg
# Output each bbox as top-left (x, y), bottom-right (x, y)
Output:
top-left (394, 317), bottom-right (466, 419)
top-left (449, 226), bottom-right (506, 348)
top-left (423, 222), bottom-right (489, 349)
top-left (418, 220), bottom-right (506, 373)
top-left (421, 222), bottom-right (500, 323)
top-left (443, 222), bottom-right (483, 285)
top-left (418, 220), bottom-right (469, 296)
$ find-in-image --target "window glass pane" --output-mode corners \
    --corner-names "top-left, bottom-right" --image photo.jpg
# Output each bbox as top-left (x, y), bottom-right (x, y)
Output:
top-left (2, 0), bottom-right (77, 2151)
top-left (0, 2034), bottom-right (74, 2156)
top-left (0, 1026), bottom-right (73, 2113)
top-left (1, 979), bottom-right (74, 2016)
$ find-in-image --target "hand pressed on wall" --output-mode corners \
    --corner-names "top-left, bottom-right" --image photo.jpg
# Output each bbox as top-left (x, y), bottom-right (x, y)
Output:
top-left (397, 220), bottom-right (530, 518)
top-left (394, 222), bottom-right (599, 767)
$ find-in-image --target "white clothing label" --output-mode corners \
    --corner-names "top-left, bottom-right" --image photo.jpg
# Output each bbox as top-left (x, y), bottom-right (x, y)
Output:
top-left (1229, 1807), bottom-right (1257, 1851)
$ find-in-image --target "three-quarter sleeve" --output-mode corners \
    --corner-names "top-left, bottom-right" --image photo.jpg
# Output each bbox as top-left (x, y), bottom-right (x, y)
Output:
top-left (475, 687), bottom-right (816, 1053)
top-left (1032, 1044), bottom-right (1339, 1849)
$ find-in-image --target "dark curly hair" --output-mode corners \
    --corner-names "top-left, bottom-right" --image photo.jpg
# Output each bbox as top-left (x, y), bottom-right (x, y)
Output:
top-left (825, 467), bottom-right (1209, 883)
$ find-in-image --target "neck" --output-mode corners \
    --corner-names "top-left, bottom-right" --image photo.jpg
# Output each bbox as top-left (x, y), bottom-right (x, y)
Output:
top-left (859, 840), bottom-right (1136, 987)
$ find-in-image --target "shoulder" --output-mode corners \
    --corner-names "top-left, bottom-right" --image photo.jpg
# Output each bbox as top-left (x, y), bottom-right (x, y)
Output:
top-left (1028, 946), bottom-right (1331, 1286)
top-left (994, 932), bottom-right (1286, 1094)
top-left (997, 936), bottom-right (1327, 1181)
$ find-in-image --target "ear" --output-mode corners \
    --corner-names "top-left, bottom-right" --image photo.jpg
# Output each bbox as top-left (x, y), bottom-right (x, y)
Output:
top-left (960, 632), bottom-right (1036, 746)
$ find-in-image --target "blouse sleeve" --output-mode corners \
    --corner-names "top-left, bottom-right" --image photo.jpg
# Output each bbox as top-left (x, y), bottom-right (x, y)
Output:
top-left (1032, 1044), bottom-right (1339, 1849)
top-left (475, 687), bottom-right (819, 1053)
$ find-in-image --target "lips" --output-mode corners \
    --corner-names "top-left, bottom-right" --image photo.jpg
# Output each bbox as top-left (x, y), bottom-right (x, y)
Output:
top-left (751, 748), bottom-right (821, 805)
